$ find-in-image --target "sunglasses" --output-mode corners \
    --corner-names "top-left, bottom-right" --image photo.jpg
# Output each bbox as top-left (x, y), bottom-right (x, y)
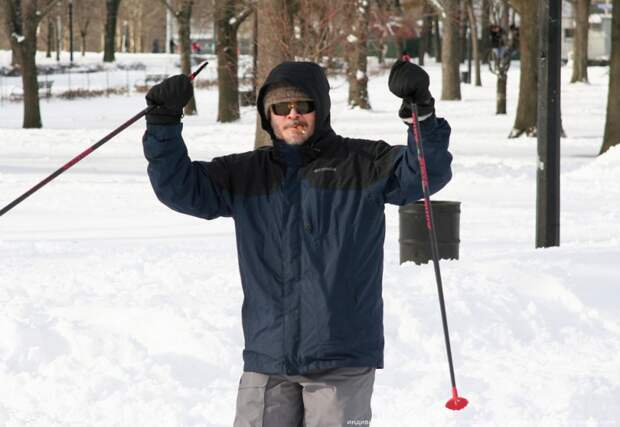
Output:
top-left (270, 100), bottom-right (315, 116)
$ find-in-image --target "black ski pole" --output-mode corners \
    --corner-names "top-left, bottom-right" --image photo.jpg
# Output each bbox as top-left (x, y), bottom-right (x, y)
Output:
top-left (409, 100), bottom-right (468, 411)
top-left (0, 60), bottom-right (208, 218)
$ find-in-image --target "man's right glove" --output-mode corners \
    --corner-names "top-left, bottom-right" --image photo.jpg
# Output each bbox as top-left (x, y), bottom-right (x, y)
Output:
top-left (388, 59), bottom-right (435, 123)
top-left (145, 74), bottom-right (194, 125)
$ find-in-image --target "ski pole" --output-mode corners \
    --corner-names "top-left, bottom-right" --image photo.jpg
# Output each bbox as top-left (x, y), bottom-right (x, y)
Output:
top-left (0, 60), bottom-right (208, 218)
top-left (409, 100), bottom-right (468, 411)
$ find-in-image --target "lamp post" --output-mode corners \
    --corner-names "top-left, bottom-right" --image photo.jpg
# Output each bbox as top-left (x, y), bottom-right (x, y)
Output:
top-left (536, 0), bottom-right (561, 248)
top-left (69, 0), bottom-right (74, 64)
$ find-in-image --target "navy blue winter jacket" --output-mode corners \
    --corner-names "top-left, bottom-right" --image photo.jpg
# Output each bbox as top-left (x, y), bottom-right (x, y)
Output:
top-left (143, 62), bottom-right (452, 375)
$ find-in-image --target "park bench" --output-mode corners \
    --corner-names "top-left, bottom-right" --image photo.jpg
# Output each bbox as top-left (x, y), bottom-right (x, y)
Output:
top-left (10, 79), bottom-right (54, 101)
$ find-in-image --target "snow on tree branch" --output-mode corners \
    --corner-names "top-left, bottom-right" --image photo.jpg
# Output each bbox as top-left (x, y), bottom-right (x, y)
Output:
top-left (347, 34), bottom-right (358, 43)
top-left (11, 32), bottom-right (25, 43)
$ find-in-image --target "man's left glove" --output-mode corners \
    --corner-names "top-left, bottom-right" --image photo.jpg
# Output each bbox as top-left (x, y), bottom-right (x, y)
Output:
top-left (145, 74), bottom-right (194, 125)
top-left (388, 59), bottom-right (435, 123)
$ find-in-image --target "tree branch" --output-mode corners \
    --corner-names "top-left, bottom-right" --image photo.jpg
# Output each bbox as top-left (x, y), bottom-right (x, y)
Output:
top-left (36, 0), bottom-right (65, 24)
top-left (157, 0), bottom-right (177, 16)
top-left (426, 0), bottom-right (447, 18)
top-left (231, 6), bottom-right (254, 31)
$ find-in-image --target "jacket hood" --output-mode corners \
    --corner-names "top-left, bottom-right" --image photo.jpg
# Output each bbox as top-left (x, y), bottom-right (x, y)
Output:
top-left (257, 61), bottom-right (333, 144)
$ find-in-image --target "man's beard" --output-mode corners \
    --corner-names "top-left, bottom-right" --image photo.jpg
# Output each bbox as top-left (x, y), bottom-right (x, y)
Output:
top-left (283, 119), bottom-right (310, 145)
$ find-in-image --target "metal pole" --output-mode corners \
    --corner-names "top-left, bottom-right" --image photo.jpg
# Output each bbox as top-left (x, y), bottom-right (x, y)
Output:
top-left (408, 101), bottom-right (468, 411)
top-left (536, 0), bottom-right (561, 248)
top-left (69, 0), bottom-right (74, 64)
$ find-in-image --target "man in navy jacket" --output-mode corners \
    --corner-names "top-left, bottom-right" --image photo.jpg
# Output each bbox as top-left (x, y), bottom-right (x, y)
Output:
top-left (143, 60), bottom-right (452, 427)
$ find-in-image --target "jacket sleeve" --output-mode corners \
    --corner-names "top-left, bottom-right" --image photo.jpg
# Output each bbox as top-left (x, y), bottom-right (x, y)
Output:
top-left (142, 123), bottom-right (234, 219)
top-left (375, 115), bottom-right (453, 206)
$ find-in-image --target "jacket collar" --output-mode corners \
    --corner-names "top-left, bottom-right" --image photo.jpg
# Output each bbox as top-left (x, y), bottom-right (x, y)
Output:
top-left (272, 128), bottom-right (337, 166)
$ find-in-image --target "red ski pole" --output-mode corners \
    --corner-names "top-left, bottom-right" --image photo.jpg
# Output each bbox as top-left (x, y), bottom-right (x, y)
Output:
top-left (0, 60), bottom-right (208, 218)
top-left (408, 99), bottom-right (468, 411)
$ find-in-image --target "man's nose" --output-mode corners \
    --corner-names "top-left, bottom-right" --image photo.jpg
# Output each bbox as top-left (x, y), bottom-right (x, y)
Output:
top-left (287, 107), bottom-right (301, 119)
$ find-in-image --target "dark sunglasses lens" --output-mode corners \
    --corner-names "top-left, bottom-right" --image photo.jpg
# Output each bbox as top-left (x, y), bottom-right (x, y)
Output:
top-left (271, 101), bottom-right (315, 116)
top-left (296, 101), bottom-right (314, 114)
top-left (272, 102), bottom-right (291, 115)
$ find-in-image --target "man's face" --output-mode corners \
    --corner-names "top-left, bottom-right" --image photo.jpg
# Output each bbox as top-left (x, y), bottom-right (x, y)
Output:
top-left (269, 101), bottom-right (316, 145)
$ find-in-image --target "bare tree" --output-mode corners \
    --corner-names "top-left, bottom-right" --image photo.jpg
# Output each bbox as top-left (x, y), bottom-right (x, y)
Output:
top-left (600, 0), bottom-right (620, 154)
top-left (347, 0), bottom-right (371, 109)
top-left (159, 0), bottom-right (197, 115)
top-left (46, 18), bottom-right (54, 58)
top-left (76, 0), bottom-right (96, 56)
top-left (480, 0), bottom-right (491, 63)
top-left (215, 0), bottom-right (252, 122)
top-left (372, 0), bottom-right (405, 63)
top-left (571, 0), bottom-right (591, 83)
top-left (466, 0), bottom-right (481, 86)
top-left (293, 0), bottom-right (351, 64)
top-left (508, 0), bottom-right (538, 138)
top-left (254, 0), bottom-right (294, 148)
top-left (433, 14), bottom-right (442, 62)
top-left (1, 0), bottom-right (63, 128)
top-left (487, 0), bottom-right (511, 114)
top-left (370, 1), bottom-right (392, 65)
top-left (441, 0), bottom-right (461, 100)
top-left (419, 3), bottom-right (435, 66)
top-left (104, 0), bottom-right (122, 62)
top-left (459, 0), bottom-right (468, 64)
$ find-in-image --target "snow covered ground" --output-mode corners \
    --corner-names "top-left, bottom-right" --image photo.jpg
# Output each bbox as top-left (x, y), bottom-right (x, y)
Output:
top-left (0, 52), bottom-right (619, 426)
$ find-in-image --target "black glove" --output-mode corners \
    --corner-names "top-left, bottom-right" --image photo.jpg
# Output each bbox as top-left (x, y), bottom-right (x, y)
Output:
top-left (145, 74), bottom-right (194, 125)
top-left (388, 59), bottom-right (435, 120)
top-left (398, 98), bottom-right (435, 124)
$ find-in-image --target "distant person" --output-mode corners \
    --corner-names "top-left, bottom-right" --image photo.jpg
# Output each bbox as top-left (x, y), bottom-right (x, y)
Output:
top-left (169, 39), bottom-right (176, 54)
top-left (141, 59), bottom-right (453, 426)
top-left (191, 41), bottom-right (202, 54)
top-left (510, 24), bottom-right (520, 51)
top-left (152, 39), bottom-right (160, 54)
top-left (489, 24), bottom-right (509, 61)
top-left (489, 24), bottom-right (505, 49)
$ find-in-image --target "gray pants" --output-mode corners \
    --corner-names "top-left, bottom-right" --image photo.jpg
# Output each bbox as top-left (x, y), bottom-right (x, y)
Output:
top-left (233, 367), bottom-right (375, 427)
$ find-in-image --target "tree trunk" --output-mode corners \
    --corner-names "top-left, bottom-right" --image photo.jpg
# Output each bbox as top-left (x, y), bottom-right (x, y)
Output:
top-left (104, 0), bottom-right (122, 62)
top-left (177, 1), bottom-right (196, 115)
top-left (46, 19), bottom-right (53, 58)
top-left (81, 31), bottom-right (87, 56)
top-left (509, 0), bottom-right (538, 138)
top-left (466, 0), bottom-right (481, 86)
top-left (419, 3), bottom-right (433, 66)
top-left (481, 0), bottom-right (491, 63)
top-left (497, 73), bottom-right (507, 114)
top-left (441, 0), bottom-right (461, 100)
top-left (215, 0), bottom-right (240, 122)
top-left (2, 0), bottom-right (53, 128)
top-left (254, 0), bottom-right (294, 148)
top-left (460, 0), bottom-right (468, 64)
top-left (600, 0), bottom-right (620, 154)
top-left (21, 44), bottom-right (42, 128)
top-left (433, 15), bottom-right (442, 63)
top-left (377, 33), bottom-right (386, 65)
top-left (571, 0), bottom-right (590, 83)
top-left (347, 0), bottom-right (371, 109)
